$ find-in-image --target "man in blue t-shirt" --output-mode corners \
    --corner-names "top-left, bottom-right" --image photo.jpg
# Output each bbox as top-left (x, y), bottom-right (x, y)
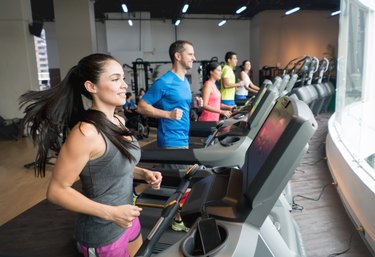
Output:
top-left (138, 40), bottom-right (196, 148)
top-left (137, 40), bottom-right (195, 233)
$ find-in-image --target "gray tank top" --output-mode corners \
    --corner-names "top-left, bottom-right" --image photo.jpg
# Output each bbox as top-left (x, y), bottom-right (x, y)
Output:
top-left (75, 134), bottom-right (140, 248)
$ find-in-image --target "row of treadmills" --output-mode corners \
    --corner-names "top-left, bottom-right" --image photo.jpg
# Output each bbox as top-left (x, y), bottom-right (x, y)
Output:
top-left (283, 56), bottom-right (335, 116)
top-left (133, 56), bottom-right (335, 256)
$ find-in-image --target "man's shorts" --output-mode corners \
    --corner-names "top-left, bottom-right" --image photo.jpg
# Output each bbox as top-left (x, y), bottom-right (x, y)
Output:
top-left (221, 99), bottom-right (236, 106)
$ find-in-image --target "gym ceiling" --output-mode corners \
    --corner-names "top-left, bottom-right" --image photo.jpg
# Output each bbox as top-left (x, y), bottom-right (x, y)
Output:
top-left (30, 0), bottom-right (340, 22)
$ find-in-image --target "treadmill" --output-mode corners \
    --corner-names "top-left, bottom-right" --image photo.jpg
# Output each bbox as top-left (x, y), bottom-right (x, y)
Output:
top-left (134, 80), bottom-right (280, 209)
top-left (136, 96), bottom-right (317, 257)
top-left (188, 78), bottom-right (275, 140)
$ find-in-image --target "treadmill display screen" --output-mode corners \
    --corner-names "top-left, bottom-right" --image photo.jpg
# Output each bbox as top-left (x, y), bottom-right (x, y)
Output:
top-left (236, 81), bottom-right (270, 117)
top-left (214, 121), bottom-right (248, 139)
top-left (248, 85), bottom-right (267, 118)
top-left (242, 100), bottom-right (292, 190)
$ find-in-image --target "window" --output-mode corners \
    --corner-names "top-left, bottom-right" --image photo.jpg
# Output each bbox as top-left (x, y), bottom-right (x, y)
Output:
top-left (33, 29), bottom-right (50, 90)
top-left (334, 0), bottom-right (375, 175)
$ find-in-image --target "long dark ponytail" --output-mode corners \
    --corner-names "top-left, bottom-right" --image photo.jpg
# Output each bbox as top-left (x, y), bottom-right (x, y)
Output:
top-left (19, 53), bottom-right (136, 177)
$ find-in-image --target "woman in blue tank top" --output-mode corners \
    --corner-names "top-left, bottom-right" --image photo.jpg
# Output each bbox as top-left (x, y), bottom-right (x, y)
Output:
top-left (20, 54), bottom-right (162, 257)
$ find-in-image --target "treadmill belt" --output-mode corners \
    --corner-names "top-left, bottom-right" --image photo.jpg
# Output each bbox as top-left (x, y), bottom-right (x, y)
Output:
top-left (152, 242), bottom-right (173, 254)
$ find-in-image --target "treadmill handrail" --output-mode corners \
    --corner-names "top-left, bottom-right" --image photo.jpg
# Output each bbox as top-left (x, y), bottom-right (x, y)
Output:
top-left (140, 135), bottom-right (251, 168)
top-left (141, 148), bottom-right (198, 164)
top-left (135, 164), bottom-right (201, 257)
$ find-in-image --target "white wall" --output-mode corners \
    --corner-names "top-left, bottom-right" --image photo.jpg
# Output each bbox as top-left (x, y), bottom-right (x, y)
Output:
top-left (102, 14), bottom-right (251, 94)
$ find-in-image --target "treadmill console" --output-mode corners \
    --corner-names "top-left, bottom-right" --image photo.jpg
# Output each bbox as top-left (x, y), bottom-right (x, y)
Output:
top-left (215, 121), bottom-right (248, 139)
top-left (205, 120), bottom-right (249, 147)
top-left (231, 112), bottom-right (247, 120)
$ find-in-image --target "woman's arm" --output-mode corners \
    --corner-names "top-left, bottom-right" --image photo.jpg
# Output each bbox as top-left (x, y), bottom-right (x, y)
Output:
top-left (47, 123), bottom-right (142, 228)
top-left (247, 80), bottom-right (260, 94)
top-left (249, 81), bottom-right (260, 91)
top-left (221, 103), bottom-right (236, 111)
top-left (134, 166), bottom-right (162, 189)
top-left (241, 71), bottom-right (260, 94)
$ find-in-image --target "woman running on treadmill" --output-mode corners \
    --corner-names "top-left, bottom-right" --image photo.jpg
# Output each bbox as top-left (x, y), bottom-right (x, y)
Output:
top-left (19, 53), bottom-right (162, 257)
top-left (198, 62), bottom-right (233, 122)
top-left (236, 60), bottom-right (260, 100)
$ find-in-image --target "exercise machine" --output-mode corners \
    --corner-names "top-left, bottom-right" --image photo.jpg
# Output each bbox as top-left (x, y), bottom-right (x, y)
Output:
top-left (136, 96), bottom-right (317, 257)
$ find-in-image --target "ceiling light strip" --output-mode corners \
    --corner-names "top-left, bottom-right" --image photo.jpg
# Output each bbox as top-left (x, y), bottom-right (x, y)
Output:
top-left (121, 4), bottom-right (128, 13)
top-left (285, 7), bottom-right (300, 15)
top-left (182, 4), bottom-right (189, 13)
top-left (236, 6), bottom-right (247, 14)
top-left (218, 20), bottom-right (226, 26)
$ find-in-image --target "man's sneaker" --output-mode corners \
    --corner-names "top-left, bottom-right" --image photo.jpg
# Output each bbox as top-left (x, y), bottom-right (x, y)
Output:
top-left (133, 193), bottom-right (138, 205)
top-left (171, 220), bottom-right (190, 232)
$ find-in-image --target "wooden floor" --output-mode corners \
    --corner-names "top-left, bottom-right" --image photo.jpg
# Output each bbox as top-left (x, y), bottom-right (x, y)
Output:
top-left (0, 136), bottom-right (51, 225)
top-left (290, 113), bottom-right (373, 257)
top-left (0, 129), bottom-right (157, 225)
top-left (0, 116), bottom-right (373, 256)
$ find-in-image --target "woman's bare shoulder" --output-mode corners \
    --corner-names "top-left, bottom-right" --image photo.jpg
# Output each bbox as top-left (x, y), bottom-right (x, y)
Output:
top-left (70, 121), bottom-right (100, 140)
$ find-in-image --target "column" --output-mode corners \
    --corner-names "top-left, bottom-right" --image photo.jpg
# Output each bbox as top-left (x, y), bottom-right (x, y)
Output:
top-left (53, 0), bottom-right (97, 77)
top-left (0, 0), bottom-right (39, 118)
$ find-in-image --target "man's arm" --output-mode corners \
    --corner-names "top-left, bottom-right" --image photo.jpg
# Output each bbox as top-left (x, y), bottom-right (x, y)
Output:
top-left (222, 77), bottom-right (244, 89)
top-left (137, 99), bottom-right (182, 120)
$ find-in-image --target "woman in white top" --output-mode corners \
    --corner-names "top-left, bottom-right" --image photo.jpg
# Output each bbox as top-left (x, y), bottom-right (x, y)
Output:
top-left (235, 60), bottom-right (260, 100)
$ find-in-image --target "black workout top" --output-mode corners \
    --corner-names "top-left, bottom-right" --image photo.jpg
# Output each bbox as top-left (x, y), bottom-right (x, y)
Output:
top-left (75, 133), bottom-right (140, 248)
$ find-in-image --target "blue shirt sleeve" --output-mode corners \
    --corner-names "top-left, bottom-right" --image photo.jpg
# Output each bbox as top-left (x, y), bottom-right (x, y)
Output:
top-left (142, 79), bottom-right (164, 106)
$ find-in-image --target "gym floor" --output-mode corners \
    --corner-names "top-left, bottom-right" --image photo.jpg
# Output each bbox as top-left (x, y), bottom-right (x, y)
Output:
top-left (0, 128), bottom-right (157, 226)
top-left (290, 113), bottom-right (372, 257)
